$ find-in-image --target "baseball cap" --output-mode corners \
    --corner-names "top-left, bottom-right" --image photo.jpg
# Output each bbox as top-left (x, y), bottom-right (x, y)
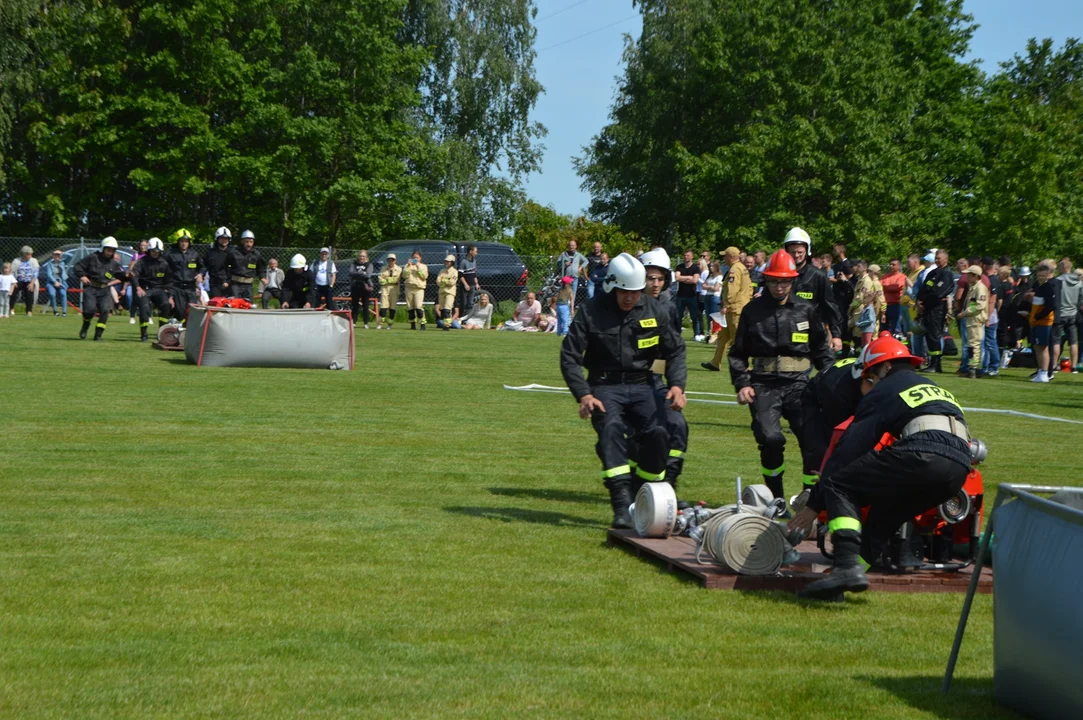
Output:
top-left (868, 264), bottom-right (881, 274)
top-left (562, 276), bottom-right (573, 285)
top-left (387, 253), bottom-right (397, 260)
top-left (964, 265), bottom-right (982, 276)
top-left (445, 254), bottom-right (455, 262)
top-left (922, 252), bottom-right (936, 262)
top-left (319, 247), bottom-right (329, 254)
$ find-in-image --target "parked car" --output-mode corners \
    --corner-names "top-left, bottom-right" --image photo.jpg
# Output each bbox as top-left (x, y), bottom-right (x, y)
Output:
top-left (358, 240), bottom-right (527, 307)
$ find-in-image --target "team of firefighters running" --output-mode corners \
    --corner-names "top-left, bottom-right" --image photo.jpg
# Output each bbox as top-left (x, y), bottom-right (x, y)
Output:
top-left (560, 229), bottom-right (971, 601)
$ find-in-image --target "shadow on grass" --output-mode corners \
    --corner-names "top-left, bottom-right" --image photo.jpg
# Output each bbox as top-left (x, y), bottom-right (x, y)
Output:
top-left (686, 420), bottom-right (760, 430)
top-left (859, 675), bottom-right (1016, 719)
top-left (488, 487), bottom-right (601, 504)
top-left (158, 356), bottom-right (190, 365)
top-left (605, 539), bottom-right (703, 588)
top-left (744, 588), bottom-right (871, 609)
top-left (444, 505), bottom-right (605, 529)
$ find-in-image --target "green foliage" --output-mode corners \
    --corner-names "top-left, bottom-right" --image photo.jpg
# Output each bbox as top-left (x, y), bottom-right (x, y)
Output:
top-left (0, 0), bottom-right (544, 248)
top-left (970, 39), bottom-right (1083, 263)
top-left (509, 199), bottom-right (640, 256)
top-left (578, 1), bottom-right (1032, 261)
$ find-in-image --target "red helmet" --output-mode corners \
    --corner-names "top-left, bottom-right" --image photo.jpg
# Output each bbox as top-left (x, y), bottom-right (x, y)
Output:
top-left (763, 249), bottom-right (799, 279)
top-left (858, 335), bottom-right (922, 378)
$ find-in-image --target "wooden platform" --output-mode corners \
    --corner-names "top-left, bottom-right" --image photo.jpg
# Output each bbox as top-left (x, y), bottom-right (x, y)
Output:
top-left (152, 342), bottom-right (184, 351)
top-left (607, 529), bottom-right (993, 594)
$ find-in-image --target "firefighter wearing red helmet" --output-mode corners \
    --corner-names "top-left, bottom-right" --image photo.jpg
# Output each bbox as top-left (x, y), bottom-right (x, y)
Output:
top-left (791, 333), bottom-right (972, 600)
top-left (729, 249), bottom-right (834, 502)
top-left (560, 253), bottom-right (687, 528)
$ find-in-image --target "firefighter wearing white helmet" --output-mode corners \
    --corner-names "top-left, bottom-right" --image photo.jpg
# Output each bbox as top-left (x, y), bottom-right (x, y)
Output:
top-left (226, 227), bottom-right (265, 302)
top-left (133, 237), bottom-right (175, 341)
top-left (560, 252), bottom-right (687, 528)
top-left (638, 248), bottom-right (690, 504)
top-left (205, 226), bottom-right (233, 299)
top-left (783, 226), bottom-right (843, 354)
top-left (281, 254), bottom-right (316, 309)
top-left (74, 236), bottom-right (125, 340)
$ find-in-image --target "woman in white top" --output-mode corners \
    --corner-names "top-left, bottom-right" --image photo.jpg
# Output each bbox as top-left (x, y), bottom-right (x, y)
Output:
top-left (462, 292), bottom-right (493, 329)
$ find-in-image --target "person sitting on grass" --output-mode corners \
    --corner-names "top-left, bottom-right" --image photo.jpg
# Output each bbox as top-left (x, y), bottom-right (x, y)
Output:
top-left (504, 291), bottom-right (541, 331)
top-left (462, 293), bottom-right (492, 330)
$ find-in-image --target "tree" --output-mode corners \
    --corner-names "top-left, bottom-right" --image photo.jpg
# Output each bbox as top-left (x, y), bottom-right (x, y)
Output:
top-left (577, 0), bottom-right (984, 260)
top-left (970, 38), bottom-right (1083, 262)
top-left (400, 0), bottom-right (546, 243)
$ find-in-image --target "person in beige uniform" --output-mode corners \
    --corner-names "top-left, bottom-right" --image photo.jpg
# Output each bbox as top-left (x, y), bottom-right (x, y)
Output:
top-left (403, 249), bottom-right (429, 330)
top-left (702, 246), bottom-right (752, 371)
top-left (377, 253), bottom-right (402, 329)
top-left (957, 265), bottom-right (989, 378)
top-left (436, 254), bottom-right (459, 331)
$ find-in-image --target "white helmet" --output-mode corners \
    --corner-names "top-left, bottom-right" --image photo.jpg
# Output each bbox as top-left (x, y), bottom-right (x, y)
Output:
top-left (639, 248), bottom-right (672, 290)
top-left (290, 253), bottom-right (307, 269)
top-left (240, 229), bottom-right (255, 241)
top-left (215, 226), bottom-right (232, 240)
top-left (603, 252), bottom-right (647, 293)
top-left (147, 237), bottom-right (164, 252)
top-left (783, 227), bottom-right (811, 254)
top-left (101, 236), bottom-right (118, 250)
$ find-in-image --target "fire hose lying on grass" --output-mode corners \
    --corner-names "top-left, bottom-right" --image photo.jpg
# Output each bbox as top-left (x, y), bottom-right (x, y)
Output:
top-left (630, 479), bottom-right (799, 575)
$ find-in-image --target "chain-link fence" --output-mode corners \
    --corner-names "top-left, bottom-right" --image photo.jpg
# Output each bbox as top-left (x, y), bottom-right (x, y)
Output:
top-left (1, 236), bottom-right (571, 321)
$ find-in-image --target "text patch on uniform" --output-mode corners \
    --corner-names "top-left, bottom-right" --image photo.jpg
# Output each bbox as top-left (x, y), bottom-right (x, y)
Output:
top-left (796, 321), bottom-right (810, 330)
top-left (638, 335), bottom-right (659, 349)
top-left (639, 318), bottom-right (657, 328)
top-left (791, 332), bottom-right (809, 343)
top-left (797, 291), bottom-right (813, 300)
top-left (187, 263), bottom-right (197, 269)
top-left (833, 357), bottom-right (857, 368)
top-left (900, 384), bottom-right (961, 409)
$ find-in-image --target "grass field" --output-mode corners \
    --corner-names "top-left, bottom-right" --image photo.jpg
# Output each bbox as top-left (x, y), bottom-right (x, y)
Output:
top-left (3, 314), bottom-right (1081, 718)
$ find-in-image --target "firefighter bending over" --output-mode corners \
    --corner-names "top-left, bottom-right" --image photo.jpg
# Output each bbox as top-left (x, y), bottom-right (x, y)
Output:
top-left (790, 334), bottom-right (971, 600)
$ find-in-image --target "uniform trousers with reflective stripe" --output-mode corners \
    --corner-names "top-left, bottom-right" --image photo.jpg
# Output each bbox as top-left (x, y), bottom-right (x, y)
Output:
top-left (922, 302), bottom-right (947, 365)
top-left (820, 446), bottom-right (969, 564)
top-left (138, 288), bottom-right (173, 325)
top-left (590, 384), bottom-right (669, 487)
top-left (629, 378), bottom-right (688, 489)
top-left (82, 286), bottom-right (115, 319)
top-left (748, 379), bottom-right (817, 486)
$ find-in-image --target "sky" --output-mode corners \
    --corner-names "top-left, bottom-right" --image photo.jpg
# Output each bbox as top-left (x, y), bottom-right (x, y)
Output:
top-left (523, 0), bottom-right (1081, 217)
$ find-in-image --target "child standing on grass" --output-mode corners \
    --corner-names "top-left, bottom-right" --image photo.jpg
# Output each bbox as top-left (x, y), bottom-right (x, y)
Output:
top-left (0, 263), bottom-right (14, 317)
top-left (556, 276), bottom-right (574, 335)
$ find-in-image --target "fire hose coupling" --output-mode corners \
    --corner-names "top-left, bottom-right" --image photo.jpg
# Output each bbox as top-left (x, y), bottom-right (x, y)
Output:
top-left (968, 438), bottom-right (987, 466)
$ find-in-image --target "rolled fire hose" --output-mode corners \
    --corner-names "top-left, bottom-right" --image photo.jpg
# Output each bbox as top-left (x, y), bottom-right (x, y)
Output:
top-left (157, 323), bottom-right (182, 347)
top-left (631, 482), bottom-right (679, 538)
top-left (697, 509), bottom-right (788, 575)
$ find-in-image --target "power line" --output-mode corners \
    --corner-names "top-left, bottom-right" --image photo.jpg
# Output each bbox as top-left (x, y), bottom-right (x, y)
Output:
top-left (536, 0), bottom-right (591, 22)
top-left (536, 15), bottom-right (638, 53)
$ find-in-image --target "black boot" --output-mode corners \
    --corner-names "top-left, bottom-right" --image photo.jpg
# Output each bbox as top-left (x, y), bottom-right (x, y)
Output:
top-left (79, 320), bottom-right (90, 339)
top-left (141, 328), bottom-right (149, 342)
top-left (665, 468), bottom-right (692, 510)
top-left (93, 326), bottom-right (104, 341)
top-left (764, 475), bottom-right (785, 500)
top-left (799, 529), bottom-right (869, 600)
top-left (410, 321), bottom-right (416, 330)
top-left (420, 323), bottom-right (426, 331)
top-left (604, 479), bottom-right (634, 529)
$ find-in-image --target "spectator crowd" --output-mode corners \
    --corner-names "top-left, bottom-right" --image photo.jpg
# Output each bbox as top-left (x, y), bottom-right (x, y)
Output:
top-left (6, 232), bottom-right (1083, 381)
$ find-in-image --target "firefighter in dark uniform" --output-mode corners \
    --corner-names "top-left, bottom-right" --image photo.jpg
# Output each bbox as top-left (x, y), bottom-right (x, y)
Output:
top-left (916, 249), bottom-right (955, 373)
top-left (164, 228), bottom-right (204, 320)
top-left (560, 253), bottom-right (688, 528)
top-left (790, 334), bottom-right (972, 599)
top-left (730, 249), bottom-right (834, 502)
top-left (784, 227), bottom-right (843, 354)
top-left (227, 229), bottom-right (265, 302)
top-left (134, 237), bottom-right (176, 342)
top-left (798, 357), bottom-right (864, 485)
top-left (205, 226), bottom-right (233, 299)
top-left (280, 254), bottom-right (317, 308)
top-left (639, 248), bottom-right (690, 501)
top-left (74, 237), bottom-right (125, 340)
